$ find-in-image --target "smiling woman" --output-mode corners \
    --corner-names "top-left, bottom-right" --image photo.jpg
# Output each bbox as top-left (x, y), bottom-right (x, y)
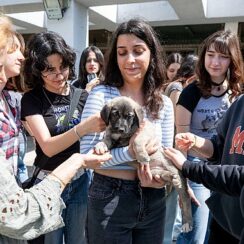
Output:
top-left (80, 19), bottom-right (174, 244)
top-left (41, 54), bottom-right (70, 94)
top-left (0, 18), bottom-right (25, 177)
top-left (175, 30), bottom-right (244, 244)
top-left (21, 31), bottom-right (107, 244)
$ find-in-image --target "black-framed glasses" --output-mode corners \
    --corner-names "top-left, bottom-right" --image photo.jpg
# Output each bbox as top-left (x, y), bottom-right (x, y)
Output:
top-left (42, 67), bottom-right (69, 80)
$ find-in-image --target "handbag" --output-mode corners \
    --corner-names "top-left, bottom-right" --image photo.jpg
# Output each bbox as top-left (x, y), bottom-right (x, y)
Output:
top-left (21, 88), bottom-right (83, 190)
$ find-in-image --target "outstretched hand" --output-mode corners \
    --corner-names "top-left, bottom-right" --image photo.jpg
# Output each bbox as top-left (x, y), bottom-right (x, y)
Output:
top-left (82, 150), bottom-right (112, 169)
top-left (81, 113), bottom-right (106, 135)
top-left (175, 132), bottom-right (195, 151)
top-left (163, 147), bottom-right (201, 207)
top-left (163, 147), bottom-right (187, 170)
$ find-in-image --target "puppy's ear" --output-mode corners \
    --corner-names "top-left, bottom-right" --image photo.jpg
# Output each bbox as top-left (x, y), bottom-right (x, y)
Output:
top-left (134, 107), bottom-right (144, 126)
top-left (100, 104), bottom-right (111, 126)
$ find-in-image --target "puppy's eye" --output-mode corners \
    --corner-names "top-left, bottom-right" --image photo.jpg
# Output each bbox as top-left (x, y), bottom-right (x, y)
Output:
top-left (127, 114), bottom-right (134, 120)
top-left (111, 110), bottom-right (119, 118)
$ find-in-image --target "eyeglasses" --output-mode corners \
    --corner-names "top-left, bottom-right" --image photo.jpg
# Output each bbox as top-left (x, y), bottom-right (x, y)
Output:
top-left (42, 67), bottom-right (69, 80)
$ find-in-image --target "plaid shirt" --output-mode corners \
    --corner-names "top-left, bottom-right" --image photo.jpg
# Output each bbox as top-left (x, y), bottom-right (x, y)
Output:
top-left (0, 90), bottom-right (21, 175)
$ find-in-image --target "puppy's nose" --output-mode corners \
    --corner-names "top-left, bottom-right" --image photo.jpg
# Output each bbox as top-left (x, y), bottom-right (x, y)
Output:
top-left (118, 127), bottom-right (125, 133)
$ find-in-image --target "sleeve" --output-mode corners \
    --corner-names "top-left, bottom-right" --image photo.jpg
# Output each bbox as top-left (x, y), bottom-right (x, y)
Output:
top-left (209, 134), bottom-right (224, 162)
top-left (182, 160), bottom-right (244, 196)
top-left (167, 82), bottom-right (183, 97)
top-left (80, 87), bottom-right (134, 167)
top-left (161, 95), bottom-right (174, 147)
top-left (21, 91), bottom-right (43, 121)
top-left (177, 82), bottom-right (202, 113)
top-left (0, 151), bottom-right (65, 240)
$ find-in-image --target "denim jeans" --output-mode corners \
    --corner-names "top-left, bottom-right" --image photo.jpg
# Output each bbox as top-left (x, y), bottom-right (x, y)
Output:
top-left (17, 131), bottom-right (28, 183)
top-left (44, 170), bottom-right (92, 244)
top-left (87, 172), bottom-right (166, 244)
top-left (163, 187), bottom-right (178, 244)
top-left (172, 202), bottom-right (182, 241)
top-left (176, 156), bottom-right (210, 244)
top-left (0, 235), bottom-right (27, 244)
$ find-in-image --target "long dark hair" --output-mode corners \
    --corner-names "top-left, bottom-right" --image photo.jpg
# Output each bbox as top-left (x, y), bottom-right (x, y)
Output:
top-left (166, 52), bottom-right (182, 69)
top-left (174, 54), bottom-right (198, 84)
top-left (77, 46), bottom-right (104, 89)
top-left (104, 19), bottom-right (167, 119)
top-left (23, 31), bottom-right (76, 90)
top-left (196, 30), bottom-right (244, 101)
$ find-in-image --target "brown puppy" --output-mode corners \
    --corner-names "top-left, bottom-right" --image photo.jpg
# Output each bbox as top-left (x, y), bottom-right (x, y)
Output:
top-left (96, 96), bottom-right (192, 232)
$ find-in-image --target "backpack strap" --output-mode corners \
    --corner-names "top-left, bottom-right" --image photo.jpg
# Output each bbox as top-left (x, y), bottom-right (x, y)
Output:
top-left (63, 88), bottom-right (82, 126)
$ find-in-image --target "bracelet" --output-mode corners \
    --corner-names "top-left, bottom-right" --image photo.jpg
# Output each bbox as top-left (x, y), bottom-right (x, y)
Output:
top-left (73, 125), bottom-right (82, 139)
top-left (48, 172), bottom-right (68, 188)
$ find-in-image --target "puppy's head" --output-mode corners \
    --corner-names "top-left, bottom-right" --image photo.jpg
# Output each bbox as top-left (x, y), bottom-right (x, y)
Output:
top-left (101, 97), bottom-right (144, 135)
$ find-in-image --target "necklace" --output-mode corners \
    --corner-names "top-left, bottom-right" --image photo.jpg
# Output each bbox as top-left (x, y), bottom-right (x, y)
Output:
top-left (210, 77), bottom-right (226, 91)
top-left (42, 87), bottom-right (72, 123)
top-left (42, 88), bottom-right (55, 110)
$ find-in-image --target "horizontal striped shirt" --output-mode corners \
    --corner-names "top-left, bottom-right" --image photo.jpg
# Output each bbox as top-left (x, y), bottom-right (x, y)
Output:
top-left (80, 85), bottom-right (174, 170)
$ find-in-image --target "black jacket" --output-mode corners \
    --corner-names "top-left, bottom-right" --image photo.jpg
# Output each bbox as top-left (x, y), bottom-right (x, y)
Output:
top-left (182, 160), bottom-right (244, 243)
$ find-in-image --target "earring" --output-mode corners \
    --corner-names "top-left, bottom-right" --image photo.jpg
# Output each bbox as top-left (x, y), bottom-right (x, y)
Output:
top-left (227, 68), bottom-right (230, 81)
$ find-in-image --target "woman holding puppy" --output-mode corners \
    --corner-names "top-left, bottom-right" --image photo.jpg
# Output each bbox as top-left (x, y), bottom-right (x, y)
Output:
top-left (80, 19), bottom-right (174, 243)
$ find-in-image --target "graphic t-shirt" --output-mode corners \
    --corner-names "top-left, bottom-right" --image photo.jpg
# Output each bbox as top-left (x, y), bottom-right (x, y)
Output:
top-left (177, 82), bottom-right (231, 140)
top-left (21, 85), bottom-right (88, 170)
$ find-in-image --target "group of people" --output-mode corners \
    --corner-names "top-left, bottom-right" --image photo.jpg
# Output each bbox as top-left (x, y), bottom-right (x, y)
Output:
top-left (0, 14), bottom-right (112, 244)
top-left (0, 12), bottom-right (243, 244)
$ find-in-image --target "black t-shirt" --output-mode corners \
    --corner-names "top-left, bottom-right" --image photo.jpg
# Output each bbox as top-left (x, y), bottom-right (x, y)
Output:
top-left (177, 82), bottom-right (202, 113)
top-left (21, 85), bottom-right (88, 170)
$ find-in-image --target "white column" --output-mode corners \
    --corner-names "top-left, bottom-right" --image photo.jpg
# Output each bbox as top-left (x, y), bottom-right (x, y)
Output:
top-left (224, 22), bottom-right (239, 34)
top-left (45, 1), bottom-right (89, 71)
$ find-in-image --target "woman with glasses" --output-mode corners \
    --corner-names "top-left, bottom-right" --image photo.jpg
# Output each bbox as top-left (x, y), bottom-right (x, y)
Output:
top-left (21, 31), bottom-right (106, 244)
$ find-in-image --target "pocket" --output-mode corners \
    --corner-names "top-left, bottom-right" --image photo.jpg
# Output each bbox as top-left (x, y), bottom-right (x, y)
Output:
top-left (88, 180), bottom-right (116, 200)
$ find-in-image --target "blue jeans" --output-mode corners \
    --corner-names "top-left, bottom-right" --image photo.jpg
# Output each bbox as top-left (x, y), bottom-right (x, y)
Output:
top-left (163, 187), bottom-right (178, 244)
top-left (44, 170), bottom-right (92, 244)
top-left (87, 172), bottom-right (166, 244)
top-left (172, 202), bottom-right (182, 241)
top-left (17, 131), bottom-right (28, 183)
top-left (176, 156), bottom-right (210, 244)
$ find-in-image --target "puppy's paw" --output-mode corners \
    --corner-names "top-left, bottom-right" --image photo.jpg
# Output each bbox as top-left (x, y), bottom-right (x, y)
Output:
top-left (172, 175), bottom-right (181, 187)
top-left (94, 142), bottom-right (108, 155)
top-left (158, 170), bottom-right (172, 182)
top-left (137, 154), bottom-right (150, 164)
top-left (181, 223), bottom-right (193, 233)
